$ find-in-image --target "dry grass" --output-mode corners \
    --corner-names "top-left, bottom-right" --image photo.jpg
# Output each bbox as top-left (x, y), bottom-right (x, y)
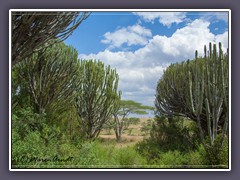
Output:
top-left (99, 117), bottom-right (153, 148)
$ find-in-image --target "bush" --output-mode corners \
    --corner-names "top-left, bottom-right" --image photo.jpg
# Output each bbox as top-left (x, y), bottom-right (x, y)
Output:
top-left (12, 107), bottom-right (44, 139)
top-left (149, 116), bottom-right (200, 153)
top-left (128, 117), bottom-right (140, 125)
top-left (197, 135), bottom-right (229, 167)
top-left (74, 141), bottom-right (147, 168)
top-left (156, 151), bottom-right (189, 168)
top-left (12, 130), bottom-right (52, 168)
top-left (140, 119), bottom-right (153, 136)
top-left (136, 139), bottom-right (162, 164)
top-left (114, 146), bottom-right (147, 168)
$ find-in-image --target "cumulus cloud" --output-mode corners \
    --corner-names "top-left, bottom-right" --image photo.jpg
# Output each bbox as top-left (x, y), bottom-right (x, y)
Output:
top-left (214, 31), bottom-right (228, 52)
top-left (118, 67), bottom-right (164, 106)
top-left (101, 24), bottom-right (152, 49)
top-left (79, 19), bottom-right (228, 106)
top-left (133, 12), bottom-right (187, 27)
top-left (200, 12), bottom-right (229, 23)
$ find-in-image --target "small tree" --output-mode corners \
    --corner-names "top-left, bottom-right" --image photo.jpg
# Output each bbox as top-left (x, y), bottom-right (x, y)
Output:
top-left (109, 100), bottom-right (154, 141)
top-left (75, 60), bottom-right (121, 140)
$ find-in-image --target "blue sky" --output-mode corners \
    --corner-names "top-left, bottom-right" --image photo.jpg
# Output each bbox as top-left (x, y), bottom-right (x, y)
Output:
top-left (64, 11), bottom-right (229, 115)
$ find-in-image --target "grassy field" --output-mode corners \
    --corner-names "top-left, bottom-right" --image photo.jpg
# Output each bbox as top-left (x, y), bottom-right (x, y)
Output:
top-left (12, 117), bottom-right (228, 169)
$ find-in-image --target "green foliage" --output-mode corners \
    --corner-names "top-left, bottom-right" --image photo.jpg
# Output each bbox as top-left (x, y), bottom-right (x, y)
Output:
top-left (75, 60), bottom-right (121, 140)
top-left (136, 115), bottom-right (200, 164)
top-left (119, 100), bottom-right (154, 116)
top-left (12, 106), bottom-right (67, 145)
top-left (128, 117), bottom-right (141, 125)
top-left (156, 151), bottom-right (189, 168)
top-left (109, 100), bottom-right (153, 141)
top-left (13, 42), bottom-right (80, 115)
top-left (197, 135), bottom-right (229, 167)
top-left (155, 43), bottom-right (229, 165)
top-left (136, 138), bottom-right (162, 163)
top-left (114, 146), bottom-right (147, 167)
top-left (12, 12), bottom-right (90, 65)
top-left (12, 134), bottom-right (147, 168)
top-left (12, 124), bottom-right (227, 168)
top-left (12, 107), bottom-right (39, 139)
top-left (155, 43), bottom-right (228, 134)
top-left (151, 116), bottom-right (200, 152)
top-left (12, 130), bottom-right (49, 167)
top-left (140, 119), bottom-right (153, 136)
top-left (184, 43), bottom-right (229, 164)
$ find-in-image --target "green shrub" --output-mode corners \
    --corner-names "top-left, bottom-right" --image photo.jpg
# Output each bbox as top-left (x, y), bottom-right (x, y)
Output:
top-left (114, 146), bottom-right (147, 168)
top-left (12, 130), bottom-right (50, 168)
top-left (150, 116), bottom-right (200, 152)
top-left (186, 150), bottom-right (204, 168)
top-left (197, 135), bottom-right (229, 168)
top-left (128, 117), bottom-right (141, 125)
top-left (12, 107), bottom-right (43, 139)
top-left (156, 151), bottom-right (189, 168)
top-left (136, 139), bottom-right (161, 164)
top-left (140, 120), bottom-right (153, 136)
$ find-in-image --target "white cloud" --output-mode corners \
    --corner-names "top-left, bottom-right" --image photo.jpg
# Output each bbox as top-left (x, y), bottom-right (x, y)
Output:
top-left (118, 67), bottom-right (164, 106)
top-left (101, 24), bottom-right (152, 49)
top-left (214, 31), bottom-right (228, 52)
top-left (79, 19), bottom-right (228, 106)
top-left (133, 12), bottom-right (187, 27)
top-left (215, 13), bottom-right (228, 22)
top-left (200, 12), bottom-right (229, 23)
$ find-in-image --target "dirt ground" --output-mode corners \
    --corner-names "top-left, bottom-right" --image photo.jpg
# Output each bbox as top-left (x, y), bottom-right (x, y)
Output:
top-left (99, 117), bottom-right (152, 148)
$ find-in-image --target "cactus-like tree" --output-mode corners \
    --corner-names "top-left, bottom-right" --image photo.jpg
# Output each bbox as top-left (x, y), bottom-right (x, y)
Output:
top-left (12, 11), bottom-right (90, 66)
top-left (13, 42), bottom-right (80, 116)
top-left (188, 43), bottom-right (229, 159)
top-left (12, 42), bottom-right (81, 145)
top-left (155, 42), bottom-right (229, 164)
top-left (75, 60), bottom-right (121, 140)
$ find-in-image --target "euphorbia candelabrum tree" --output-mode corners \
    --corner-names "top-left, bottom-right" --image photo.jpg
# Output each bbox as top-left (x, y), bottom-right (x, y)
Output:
top-left (12, 42), bottom-right (81, 145)
top-left (155, 43), bottom-right (229, 164)
top-left (12, 11), bottom-right (90, 65)
top-left (13, 42), bottom-right (80, 115)
top-left (75, 60), bottom-right (121, 140)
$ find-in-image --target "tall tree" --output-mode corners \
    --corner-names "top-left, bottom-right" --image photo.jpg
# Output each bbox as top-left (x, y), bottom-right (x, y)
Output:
top-left (155, 43), bottom-right (228, 132)
top-left (188, 43), bottom-right (229, 164)
top-left (155, 43), bottom-right (229, 164)
top-left (75, 60), bottom-right (121, 140)
top-left (12, 11), bottom-right (90, 65)
top-left (108, 100), bottom-right (154, 141)
top-left (13, 42), bottom-right (80, 116)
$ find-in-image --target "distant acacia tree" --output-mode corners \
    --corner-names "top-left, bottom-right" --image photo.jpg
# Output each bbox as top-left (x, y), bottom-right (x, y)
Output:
top-left (75, 60), bottom-right (121, 140)
top-left (108, 100), bottom-right (154, 141)
top-left (12, 11), bottom-right (90, 65)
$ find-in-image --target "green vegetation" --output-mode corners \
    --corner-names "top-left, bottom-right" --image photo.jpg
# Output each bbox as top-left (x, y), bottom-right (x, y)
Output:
top-left (155, 43), bottom-right (229, 166)
top-left (12, 16), bottom-right (229, 169)
top-left (75, 60), bottom-right (121, 140)
top-left (107, 100), bottom-right (153, 141)
top-left (12, 12), bottom-right (89, 65)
